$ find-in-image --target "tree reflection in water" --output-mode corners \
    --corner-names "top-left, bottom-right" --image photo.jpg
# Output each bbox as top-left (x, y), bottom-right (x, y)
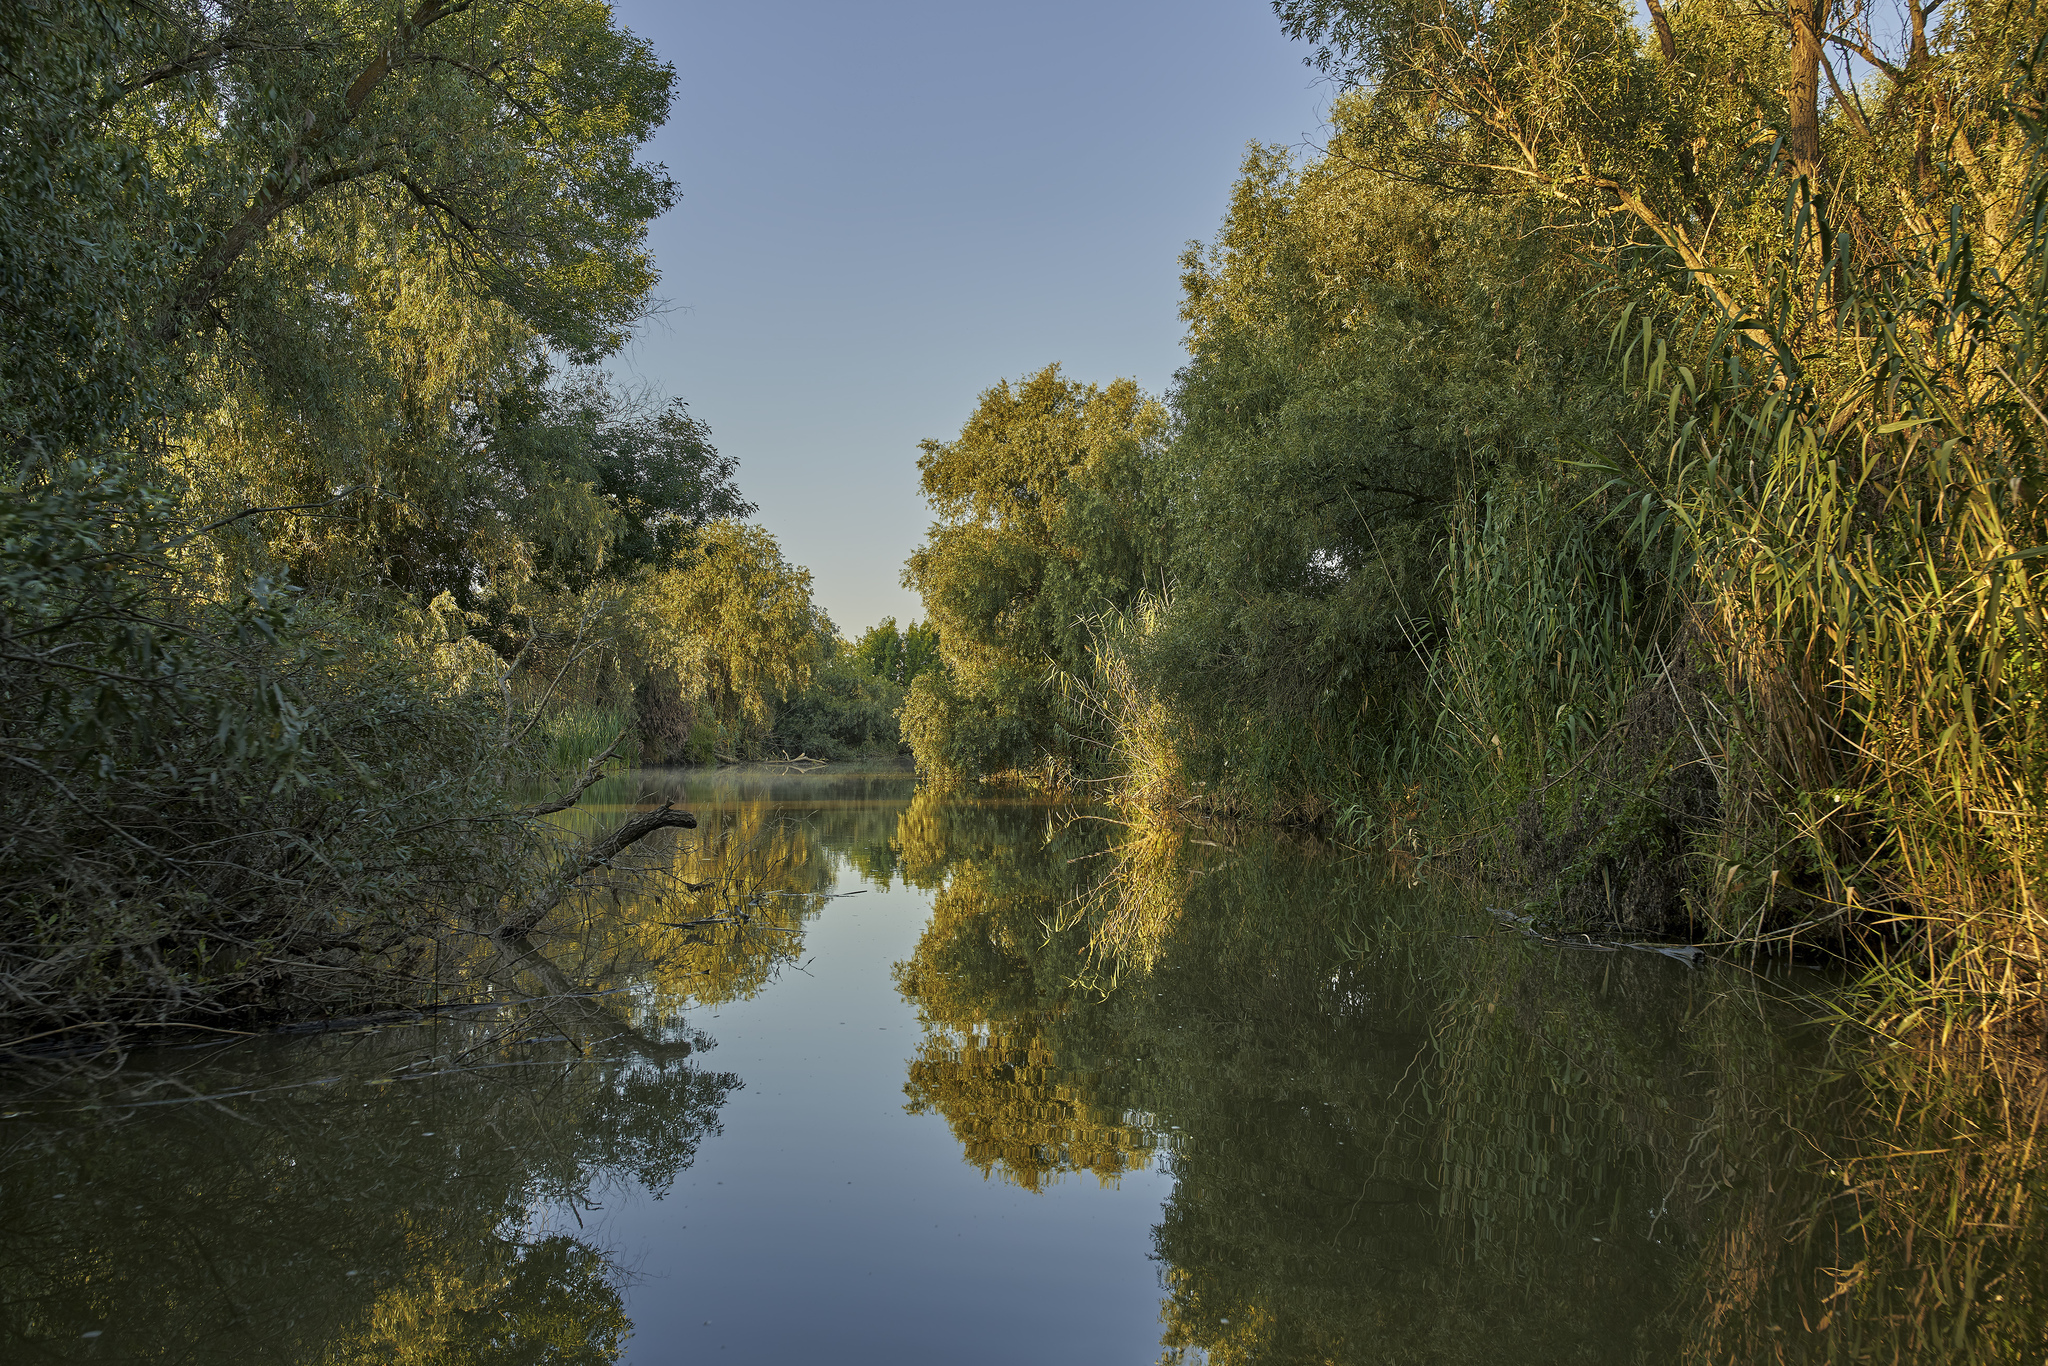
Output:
top-left (895, 799), bottom-right (2048, 1364)
top-left (0, 766), bottom-right (913, 1366)
top-left (894, 790), bottom-right (1156, 1191)
top-left (0, 1024), bottom-right (735, 1364)
top-left (6, 778), bottom-right (2043, 1363)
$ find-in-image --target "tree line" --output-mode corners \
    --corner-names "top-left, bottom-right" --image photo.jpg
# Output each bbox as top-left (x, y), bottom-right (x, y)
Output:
top-left (0, 1), bottom-right (921, 1048)
top-left (904, 0), bottom-right (2048, 1039)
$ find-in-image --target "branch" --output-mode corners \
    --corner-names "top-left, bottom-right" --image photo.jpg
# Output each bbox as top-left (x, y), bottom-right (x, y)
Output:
top-left (489, 936), bottom-right (694, 1058)
top-left (1820, 50), bottom-right (1875, 142)
top-left (163, 488), bottom-right (362, 548)
top-left (345, 0), bottom-right (474, 117)
top-left (510, 598), bottom-right (621, 747)
top-left (518, 735), bottom-right (626, 817)
top-left (1825, 31), bottom-right (1904, 82)
top-left (112, 37), bottom-right (254, 99)
top-left (497, 802), bottom-right (697, 939)
top-left (392, 170), bottom-right (482, 233)
top-left (154, 158), bottom-right (392, 341)
top-left (1584, 170), bottom-right (1787, 363)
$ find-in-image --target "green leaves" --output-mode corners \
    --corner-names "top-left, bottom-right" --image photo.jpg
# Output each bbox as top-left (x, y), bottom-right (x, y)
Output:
top-left (117, 0), bottom-right (677, 358)
top-left (905, 365), bottom-right (1168, 783)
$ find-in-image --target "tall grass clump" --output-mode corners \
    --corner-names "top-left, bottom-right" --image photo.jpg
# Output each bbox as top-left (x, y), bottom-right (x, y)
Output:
top-left (1057, 598), bottom-right (1193, 813)
top-left (545, 700), bottom-right (639, 771)
top-left (1423, 475), bottom-right (1723, 926)
top-left (1607, 99), bottom-right (2048, 1033)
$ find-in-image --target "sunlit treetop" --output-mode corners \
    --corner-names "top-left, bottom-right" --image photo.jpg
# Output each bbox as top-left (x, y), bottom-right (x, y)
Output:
top-left (915, 365), bottom-right (1166, 543)
top-left (103, 0), bottom-right (678, 362)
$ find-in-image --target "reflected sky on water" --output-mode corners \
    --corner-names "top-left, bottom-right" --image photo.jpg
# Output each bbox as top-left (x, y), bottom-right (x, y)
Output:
top-left (2, 769), bottom-right (2042, 1364)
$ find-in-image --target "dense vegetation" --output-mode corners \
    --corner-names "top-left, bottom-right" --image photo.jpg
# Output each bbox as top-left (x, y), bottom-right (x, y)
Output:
top-left (0, 1), bottom-right (867, 1048)
top-left (902, 365), bottom-right (1167, 784)
top-left (906, 0), bottom-right (2048, 1039)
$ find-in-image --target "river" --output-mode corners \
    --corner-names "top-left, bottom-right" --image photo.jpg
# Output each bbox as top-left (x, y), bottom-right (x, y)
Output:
top-left (2, 769), bottom-right (2042, 1363)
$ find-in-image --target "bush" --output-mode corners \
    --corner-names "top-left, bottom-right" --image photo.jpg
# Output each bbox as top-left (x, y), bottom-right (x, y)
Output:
top-left (770, 654), bottom-right (906, 760)
top-left (0, 465), bottom-right (615, 1048)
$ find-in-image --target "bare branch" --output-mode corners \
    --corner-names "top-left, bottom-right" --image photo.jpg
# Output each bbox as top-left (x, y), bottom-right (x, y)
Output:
top-left (518, 737), bottom-right (626, 818)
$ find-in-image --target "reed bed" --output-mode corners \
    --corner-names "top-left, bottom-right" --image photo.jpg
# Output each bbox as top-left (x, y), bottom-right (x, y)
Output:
top-left (1598, 129), bottom-right (2048, 1035)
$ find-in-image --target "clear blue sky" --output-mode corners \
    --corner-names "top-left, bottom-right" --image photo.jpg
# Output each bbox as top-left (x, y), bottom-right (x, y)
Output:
top-left (606, 0), bottom-right (1332, 635)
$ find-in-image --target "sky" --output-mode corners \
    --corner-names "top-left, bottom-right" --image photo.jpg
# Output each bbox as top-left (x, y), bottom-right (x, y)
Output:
top-left (605, 0), bottom-right (1333, 635)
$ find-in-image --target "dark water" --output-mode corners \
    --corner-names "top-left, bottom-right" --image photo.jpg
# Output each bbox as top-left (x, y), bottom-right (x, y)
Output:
top-left (2, 772), bottom-right (2043, 1363)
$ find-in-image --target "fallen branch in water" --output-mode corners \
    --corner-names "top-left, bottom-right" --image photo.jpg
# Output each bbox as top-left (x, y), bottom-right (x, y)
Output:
top-left (518, 735), bottom-right (626, 817)
top-left (1488, 908), bottom-right (1706, 967)
top-left (496, 801), bottom-right (699, 940)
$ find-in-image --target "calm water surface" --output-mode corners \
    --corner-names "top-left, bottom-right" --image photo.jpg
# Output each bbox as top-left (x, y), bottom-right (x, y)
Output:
top-left (2, 770), bottom-right (2043, 1363)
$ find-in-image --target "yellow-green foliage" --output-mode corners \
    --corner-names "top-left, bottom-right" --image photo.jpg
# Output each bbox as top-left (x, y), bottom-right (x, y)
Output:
top-left (0, 1), bottom-right (751, 1039)
top-left (631, 520), bottom-right (828, 742)
top-left (1608, 175), bottom-right (2048, 1026)
top-left (1101, 111), bottom-right (1629, 821)
top-left (902, 0), bottom-right (2048, 1035)
top-left (903, 364), bottom-right (1168, 783)
top-left (1262, 0), bottom-right (2048, 1024)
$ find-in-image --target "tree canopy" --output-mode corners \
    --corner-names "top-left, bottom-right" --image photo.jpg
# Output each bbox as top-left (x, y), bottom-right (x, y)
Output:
top-left (902, 364), bottom-right (1168, 781)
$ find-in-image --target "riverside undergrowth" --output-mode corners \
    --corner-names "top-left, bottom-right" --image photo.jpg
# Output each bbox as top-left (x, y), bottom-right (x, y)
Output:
top-left (0, 462), bottom-right (686, 1055)
top-left (902, 1), bottom-right (2048, 1043)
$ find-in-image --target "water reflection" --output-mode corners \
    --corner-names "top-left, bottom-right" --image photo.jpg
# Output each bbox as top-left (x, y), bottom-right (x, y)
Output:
top-left (4, 775), bottom-right (2044, 1363)
top-left (0, 1025), bottom-right (733, 1364)
top-left (530, 765), bottom-right (920, 1014)
top-left (896, 805), bottom-right (2048, 1364)
top-left (0, 766), bottom-right (914, 1366)
top-left (893, 790), bottom-right (1154, 1191)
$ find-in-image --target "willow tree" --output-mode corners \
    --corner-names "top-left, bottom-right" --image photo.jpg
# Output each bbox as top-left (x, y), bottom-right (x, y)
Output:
top-left (1127, 115), bottom-right (1632, 819)
top-left (902, 364), bottom-right (1168, 782)
top-left (1256, 0), bottom-right (2048, 995)
top-left (124, 0), bottom-right (674, 355)
top-left (95, 0), bottom-right (683, 599)
top-left (0, 0), bottom-right (697, 1042)
top-left (633, 521), bottom-right (828, 751)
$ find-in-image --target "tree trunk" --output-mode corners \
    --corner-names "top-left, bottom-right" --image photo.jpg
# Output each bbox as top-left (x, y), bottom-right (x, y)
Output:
top-left (1644, 0), bottom-right (1676, 62)
top-left (1786, 0), bottom-right (1832, 185)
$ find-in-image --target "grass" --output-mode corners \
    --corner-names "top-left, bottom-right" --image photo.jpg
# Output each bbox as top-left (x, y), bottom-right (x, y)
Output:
top-left (539, 701), bottom-right (638, 773)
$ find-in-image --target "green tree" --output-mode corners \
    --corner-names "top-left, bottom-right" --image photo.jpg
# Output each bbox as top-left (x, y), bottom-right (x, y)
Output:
top-left (902, 365), bottom-right (1168, 782)
top-left (90, 0), bottom-right (685, 608)
top-left (0, 3), bottom-right (169, 453)
top-left (848, 617), bottom-right (943, 686)
top-left (633, 521), bottom-right (829, 749)
top-left (1124, 123), bottom-right (1628, 817)
top-left (0, 0), bottom-right (696, 1039)
top-left (455, 373), bottom-right (754, 632)
top-left (125, 0), bottom-right (675, 356)
top-left (769, 641), bottom-right (908, 760)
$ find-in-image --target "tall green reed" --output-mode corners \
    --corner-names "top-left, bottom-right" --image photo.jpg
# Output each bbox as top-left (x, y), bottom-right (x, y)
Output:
top-left (1604, 97), bottom-right (2048, 1033)
top-left (541, 700), bottom-right (638, 772)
